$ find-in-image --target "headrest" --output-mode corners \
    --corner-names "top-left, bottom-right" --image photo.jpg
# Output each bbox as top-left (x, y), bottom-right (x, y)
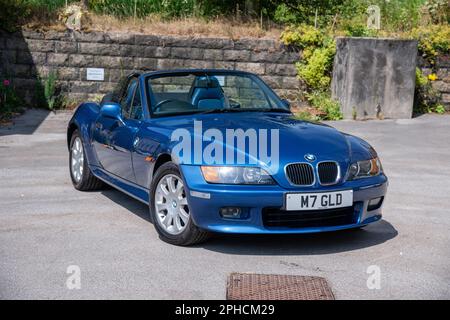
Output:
top-left (193, 76), bottom-right (220, 89)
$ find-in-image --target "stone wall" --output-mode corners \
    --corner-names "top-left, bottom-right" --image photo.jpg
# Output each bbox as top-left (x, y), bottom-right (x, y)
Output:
top-left (418, 55), bottom-right (450, 108)
top-left (0, 30), bottom-right (301, 105)
top-left (1, 30), bottom-right (449, 111)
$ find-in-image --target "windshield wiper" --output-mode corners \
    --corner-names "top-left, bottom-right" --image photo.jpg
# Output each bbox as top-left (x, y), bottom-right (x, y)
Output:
top-left (265, 108), bottom-right (292, 113)
top-left (197, 108), bottom-right (243, 114)
top-left (197, 107), bottom-right (292, 115)
top-left (236, 108), bottom-right (292, 113)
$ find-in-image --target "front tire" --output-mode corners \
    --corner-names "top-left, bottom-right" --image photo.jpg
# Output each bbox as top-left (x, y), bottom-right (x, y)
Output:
top-left (149, 162), bottom-right (210, 246)
top-left (69, 130), bottom-right (104, 191)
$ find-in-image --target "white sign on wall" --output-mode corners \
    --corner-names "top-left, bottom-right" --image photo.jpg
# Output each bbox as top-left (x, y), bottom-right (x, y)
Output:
top-left (86, 68), bottom-right (105, 81)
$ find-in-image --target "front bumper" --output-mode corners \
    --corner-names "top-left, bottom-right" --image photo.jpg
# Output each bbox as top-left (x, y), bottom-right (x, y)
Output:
top-left (180, 165), bottom-right (388, 234)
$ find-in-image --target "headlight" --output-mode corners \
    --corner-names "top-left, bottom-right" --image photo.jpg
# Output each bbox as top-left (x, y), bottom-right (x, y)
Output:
top-left (201, 166), bottom-right (275, 184)
top-left (347, 157), bottom-right (382, 180)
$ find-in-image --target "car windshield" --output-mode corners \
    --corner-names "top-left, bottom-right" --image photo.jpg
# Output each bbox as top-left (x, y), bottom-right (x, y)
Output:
top-left (146, 72), bottom-right (289, 117)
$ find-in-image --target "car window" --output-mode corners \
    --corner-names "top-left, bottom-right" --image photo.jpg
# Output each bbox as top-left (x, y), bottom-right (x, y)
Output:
top-left (149, 75), bottom-right (195, 104)
top-left (221, 75), bottom-right (274, 109)
top-left (146, 73), bottom-right (287, 117)
top-left (129, 83), bottom-right (143, 120)
top-left (120, 78), bottom-right (138, 118)
top-left (109, 76), bottom-right (128, 102)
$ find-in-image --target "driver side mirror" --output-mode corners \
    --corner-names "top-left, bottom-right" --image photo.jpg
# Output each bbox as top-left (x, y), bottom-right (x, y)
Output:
top-left (100, 102), bottom-right (123, 122)
top-left (281, 99), bottom-right (291, 109)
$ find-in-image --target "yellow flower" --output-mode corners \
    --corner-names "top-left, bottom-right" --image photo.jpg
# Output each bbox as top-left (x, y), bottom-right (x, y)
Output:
top-left (428, 74), bottom-right (438, 81)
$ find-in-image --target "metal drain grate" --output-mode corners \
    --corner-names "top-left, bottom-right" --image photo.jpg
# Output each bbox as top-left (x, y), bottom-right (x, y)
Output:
top-left (226, 273), bottom-right (335, 300)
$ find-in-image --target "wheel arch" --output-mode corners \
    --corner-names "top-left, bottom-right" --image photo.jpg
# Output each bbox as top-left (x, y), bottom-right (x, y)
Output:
top-left (153, 153), bottom-right (173, 177)
top-left (67, 122), bottom-right (78, 151)
top-left (67, 102), bottom-right (101, 167)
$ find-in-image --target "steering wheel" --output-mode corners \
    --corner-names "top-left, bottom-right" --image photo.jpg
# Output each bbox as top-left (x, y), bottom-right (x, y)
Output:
top-left (154, 99), bottom-right (176, 112)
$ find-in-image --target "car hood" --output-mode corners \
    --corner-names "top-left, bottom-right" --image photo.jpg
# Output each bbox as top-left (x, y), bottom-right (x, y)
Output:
top-left (146, 112), bottom-right (375, 188)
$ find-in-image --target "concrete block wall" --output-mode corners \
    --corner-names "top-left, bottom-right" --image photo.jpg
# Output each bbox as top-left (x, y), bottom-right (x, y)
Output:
top-left (0, 30), bottom-right (302, 105)
top-left (332, 37), bottom-right (418, 119)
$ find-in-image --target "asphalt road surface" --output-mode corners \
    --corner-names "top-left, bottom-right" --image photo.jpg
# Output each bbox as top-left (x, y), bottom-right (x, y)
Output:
top-left (0, 110), bottom-right (449, 299)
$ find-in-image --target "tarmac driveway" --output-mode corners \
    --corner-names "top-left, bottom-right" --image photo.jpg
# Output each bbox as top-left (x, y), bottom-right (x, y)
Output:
top-left (0, 110), bottom-right (449, 299)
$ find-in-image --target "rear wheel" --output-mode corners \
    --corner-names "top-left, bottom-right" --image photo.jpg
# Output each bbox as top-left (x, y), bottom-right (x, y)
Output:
top-left (69, 130), bottom-right (104, 191)
top-left (149, 162), bottom-right (210, 246)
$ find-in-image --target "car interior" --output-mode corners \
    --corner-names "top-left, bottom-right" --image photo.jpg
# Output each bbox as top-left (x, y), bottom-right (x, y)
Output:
top-left (150, 75), bottom-right (229, 113)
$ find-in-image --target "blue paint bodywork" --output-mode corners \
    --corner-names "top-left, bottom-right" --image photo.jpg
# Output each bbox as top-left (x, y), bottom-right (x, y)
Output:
top-left (68, 69), bottom-right (388, 234)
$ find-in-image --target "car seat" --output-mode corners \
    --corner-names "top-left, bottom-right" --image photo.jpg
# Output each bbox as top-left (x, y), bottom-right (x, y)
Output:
top-left (189, 76), bottom-right (225, 109)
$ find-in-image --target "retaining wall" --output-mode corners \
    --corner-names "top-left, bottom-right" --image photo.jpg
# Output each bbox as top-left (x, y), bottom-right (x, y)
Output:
top-left (0, 30), bottom-right (449, 111)
top-left (0, 30), bottom-right (301, 105)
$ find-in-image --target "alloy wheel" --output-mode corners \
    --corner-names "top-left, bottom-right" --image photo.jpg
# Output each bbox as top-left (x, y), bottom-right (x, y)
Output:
top-left (154, 174), bottom-right (190, 235)
top-left (71, 137), bottom-right (84, 183)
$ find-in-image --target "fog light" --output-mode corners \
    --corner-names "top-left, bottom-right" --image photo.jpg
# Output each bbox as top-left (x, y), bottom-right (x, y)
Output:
top-left (368, 197), bottom-right (383, 211)
top-left (220, 207), bottom-right (246, 219)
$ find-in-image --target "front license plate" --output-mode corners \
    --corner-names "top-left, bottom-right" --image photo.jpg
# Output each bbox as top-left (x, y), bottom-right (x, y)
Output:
top-left (285, 190), bottom-right (353, 211)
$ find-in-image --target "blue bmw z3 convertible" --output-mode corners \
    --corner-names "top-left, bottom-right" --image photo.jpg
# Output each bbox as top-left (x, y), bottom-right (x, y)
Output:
top-left (67, 69), bottom-right (388, 245)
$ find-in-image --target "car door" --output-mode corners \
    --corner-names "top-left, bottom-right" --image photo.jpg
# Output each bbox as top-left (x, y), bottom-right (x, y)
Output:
top-left (93, 77), bottom-right (142, 182)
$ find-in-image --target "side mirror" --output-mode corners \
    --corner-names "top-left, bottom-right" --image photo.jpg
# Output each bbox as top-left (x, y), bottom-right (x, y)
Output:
top-left (100, 102), bottom-right (122, 122)
top-left (281, 99), bottom-right (291, 109)
top-left (100, 92), bottom-right (116, 105)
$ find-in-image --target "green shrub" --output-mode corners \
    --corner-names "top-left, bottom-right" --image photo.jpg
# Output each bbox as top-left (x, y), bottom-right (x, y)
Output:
top-left (279, 7), bottom-right (449, 120)
top-left (274, 0), bottom-right (427, 31)
top-left (435, 104), bottom-right (446, 114)
top-left (280, 24), bottom-right (324, 49)
top-left (415, 67), bottom-right (429, 87)
top-left (306, 91), bottom-right (343, 121)
top-left (273, 3), bottom-right (300, 25)
top-left (89, 0), bottom-right (161, 18)
top-left (281, 25), bottom-right (336, 92)
top-left (343, 23), bottom-right (378, 37)
top-left (281, 24), bottom-right (341, 120)
top-left (0, 0), bottom-right (244, 25)
top-left (35, 70), bottom-right (61, 110)
top-left (296, 40), bottom-right (336, 91)
top-left (44, 70), bottom-right (57, 110)
top-left (414, 68), bottom-right (443, 114)
top-left (88, 0), bottom-right (233, 19)
top-left (0, 0), bottom-right (31, 32)
top-left (411, 24), bottom-right (450, 65)
top-left (294, 111), bottom-right (320, 122)
top-left (379, 0), bottom-right (424, 31)
top-left (273, 0), bottom-right (351, 28)
top-left (341, 0), bottom-right (424, 32)
top-left (0, 78), bottom-right (24, 121)
top-left (0, 0), bottom-right (80, 31)
top-left (424, 0), bottom-right (450, 24)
